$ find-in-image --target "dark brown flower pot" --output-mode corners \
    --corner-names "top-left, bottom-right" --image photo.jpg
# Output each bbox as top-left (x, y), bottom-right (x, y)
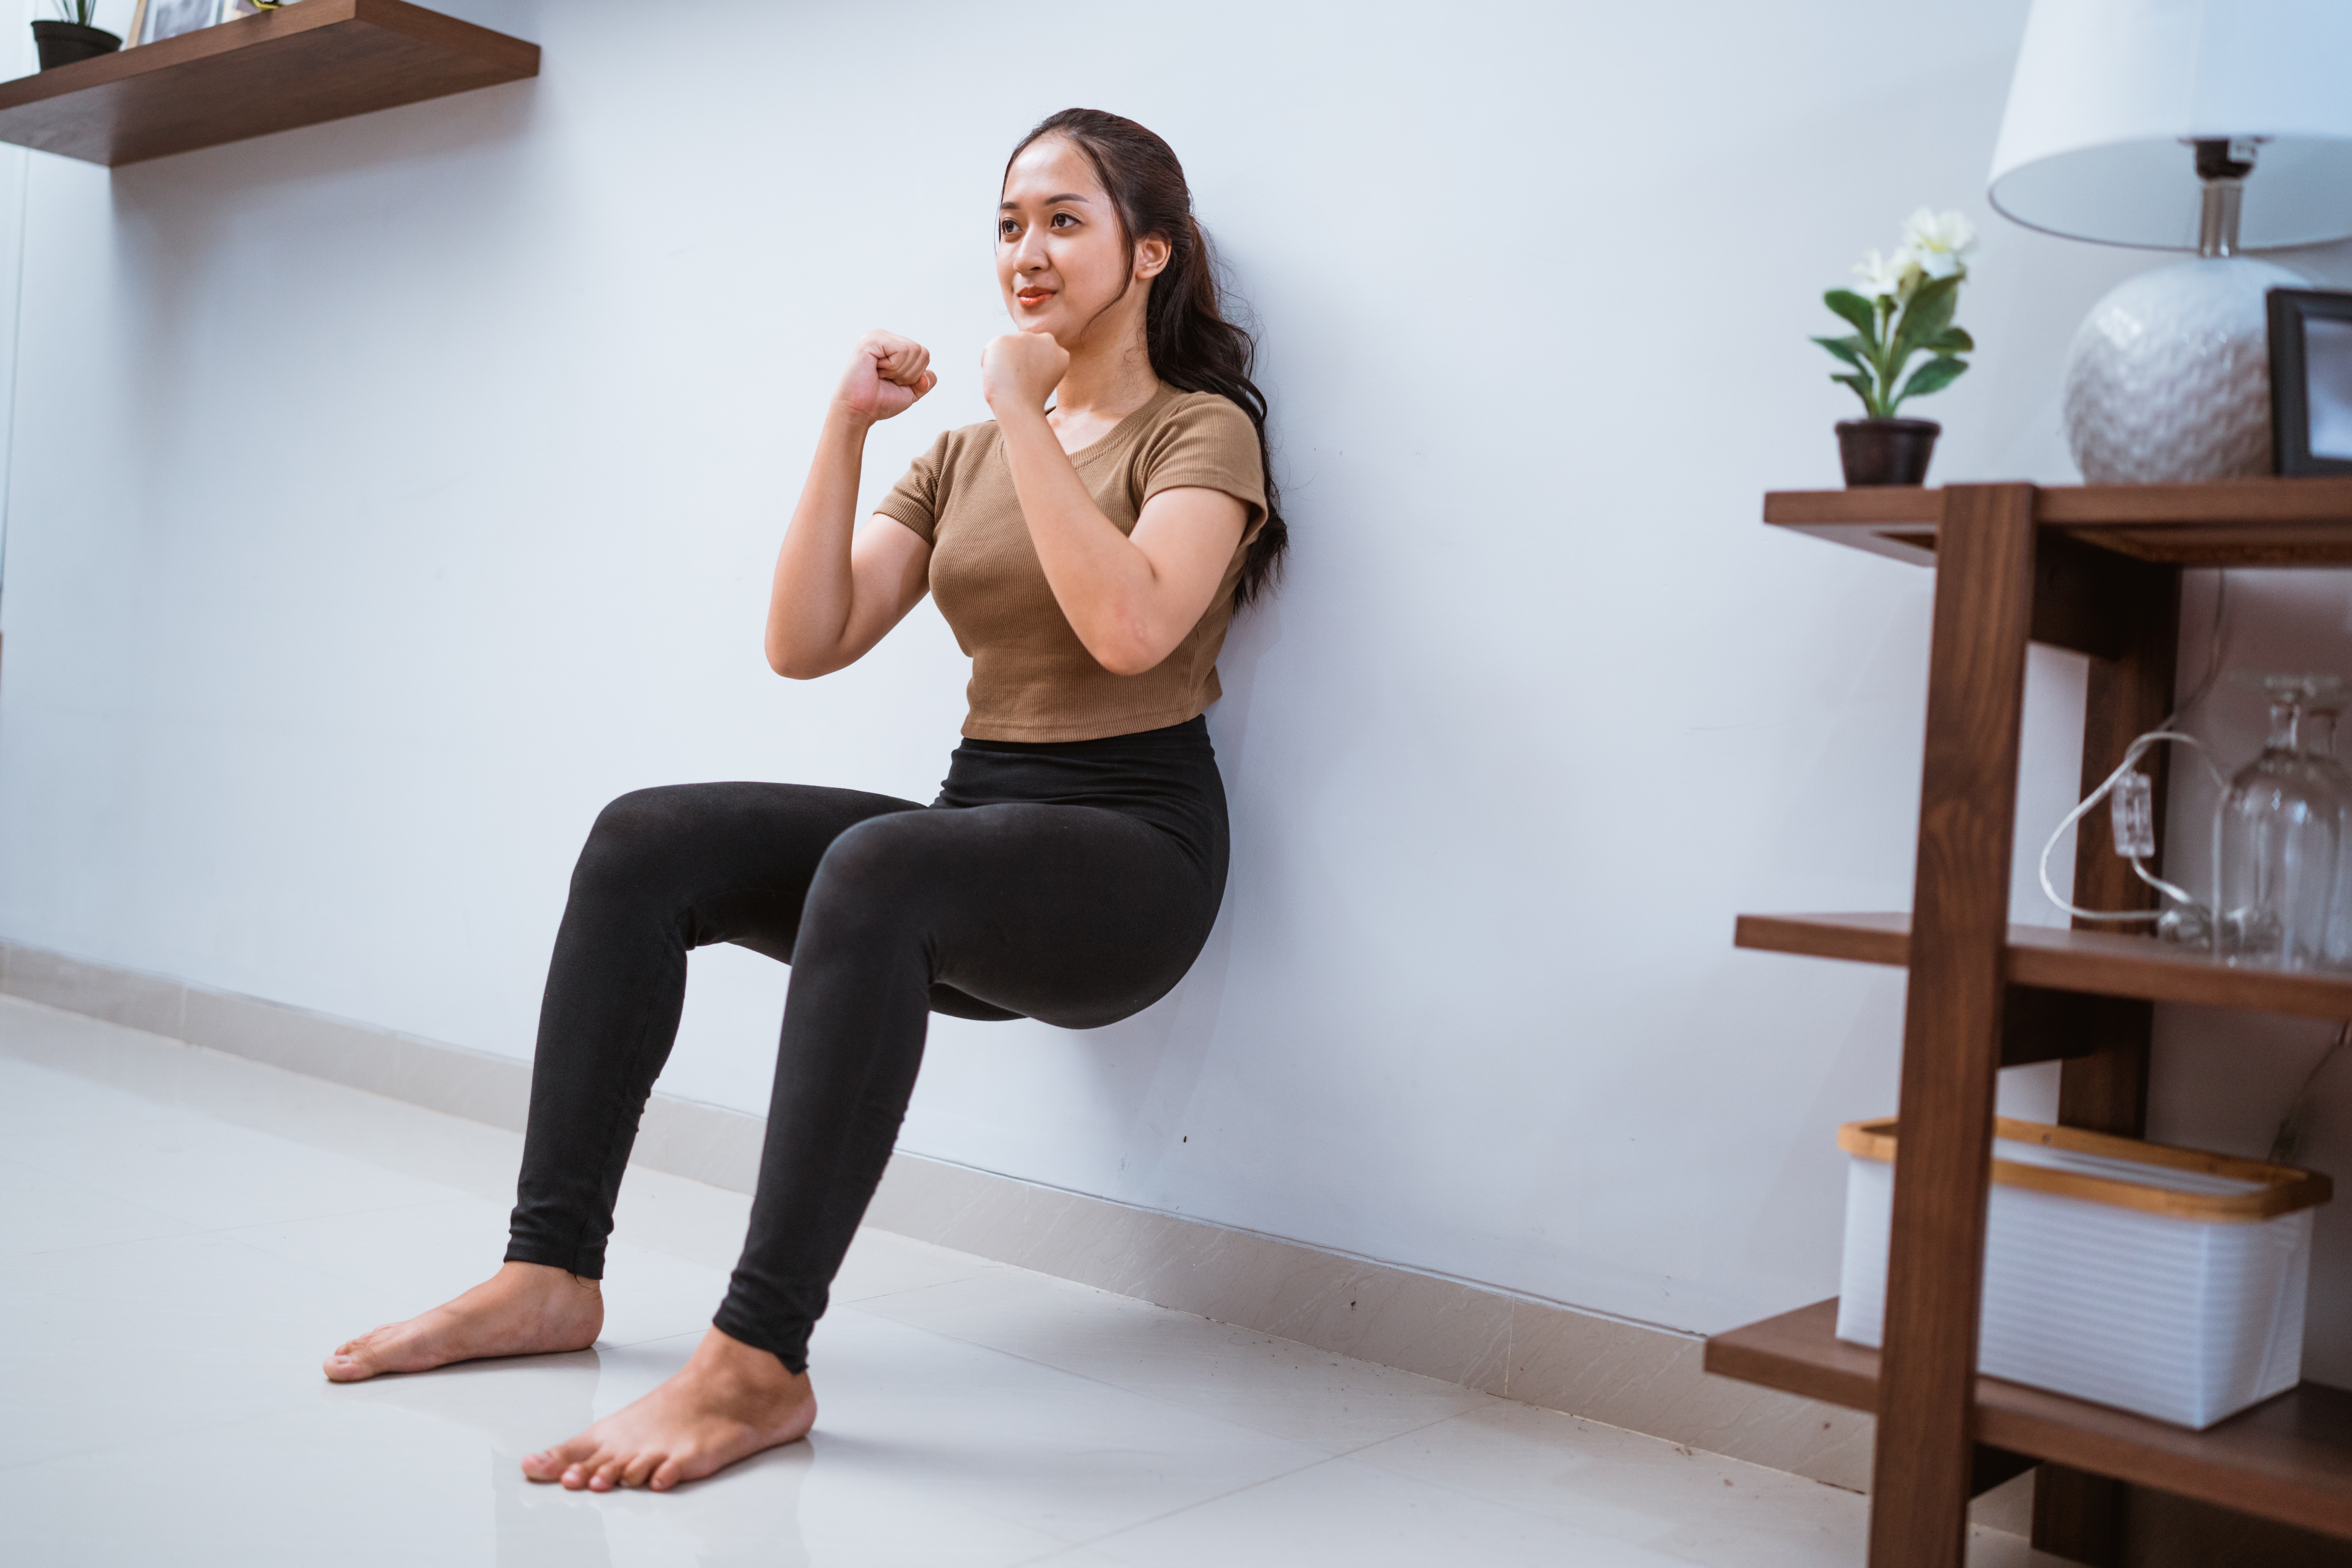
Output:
top-left (1836, 417), bottom-right (1940, 487)
top-left (31, 20), bottom-right (121, 70)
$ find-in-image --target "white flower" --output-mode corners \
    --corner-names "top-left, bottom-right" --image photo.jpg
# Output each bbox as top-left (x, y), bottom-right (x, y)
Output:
top-left (1852, 247), bottom-right (1922, 301)
top-left (1902, 207), bottom-right (1976, 280)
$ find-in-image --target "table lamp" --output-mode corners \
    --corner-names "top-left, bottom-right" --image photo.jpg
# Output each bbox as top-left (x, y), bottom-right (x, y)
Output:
top-left (1988, 0), bottom-right (2352, 484)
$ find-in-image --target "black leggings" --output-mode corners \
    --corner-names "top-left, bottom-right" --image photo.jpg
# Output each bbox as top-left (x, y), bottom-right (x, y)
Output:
top-left (504, 717), bottom-right (1228, 1372)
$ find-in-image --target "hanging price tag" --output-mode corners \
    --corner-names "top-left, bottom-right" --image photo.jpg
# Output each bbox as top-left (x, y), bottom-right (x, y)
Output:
top-left (2111, 770), bottom-right (2157, 858)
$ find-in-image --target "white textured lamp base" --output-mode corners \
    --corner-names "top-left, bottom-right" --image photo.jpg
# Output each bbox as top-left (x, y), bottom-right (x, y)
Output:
top-left (2062, 257), bottom-right (2304, 484)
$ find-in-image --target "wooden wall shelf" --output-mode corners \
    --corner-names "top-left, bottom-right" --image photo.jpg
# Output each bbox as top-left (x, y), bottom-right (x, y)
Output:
top-left (1707, 1301), bottom-right (2352, 1542)
top-left (1736, 911), bottom-right (2352, 1022)
top-left (0, 0), bottom-right (537, 167)
top-left (1766, 476), bottom-right (2352, 568)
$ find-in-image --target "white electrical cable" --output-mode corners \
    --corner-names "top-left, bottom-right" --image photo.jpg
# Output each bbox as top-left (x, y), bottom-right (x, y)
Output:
top-left (2036, 572), bottom-right (2234, 925)
top-left (2034, 729), bottom-right (2227, 922)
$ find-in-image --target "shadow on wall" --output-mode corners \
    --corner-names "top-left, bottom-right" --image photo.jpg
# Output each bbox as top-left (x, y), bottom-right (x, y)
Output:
top-left (100, 67), bottom-right (546, 495)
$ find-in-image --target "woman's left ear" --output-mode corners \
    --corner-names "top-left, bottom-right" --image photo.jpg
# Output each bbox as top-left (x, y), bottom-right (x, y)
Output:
top-left (1135, 235), bottom-right (1172, 280)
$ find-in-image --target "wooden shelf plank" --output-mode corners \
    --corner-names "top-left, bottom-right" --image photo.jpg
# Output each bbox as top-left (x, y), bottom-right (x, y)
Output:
top-left (1736, 911), bottom-right (2352, 1021)
top-left (1765, 478), bottom-right (2352, 568)
top-left (0, 0), bottom-right (537, 167)
top-left (1706, 1300), bottom-right (2352, 1541)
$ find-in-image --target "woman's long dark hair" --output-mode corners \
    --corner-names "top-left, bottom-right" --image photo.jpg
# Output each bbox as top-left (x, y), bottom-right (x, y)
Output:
top-left (1007, 109), bottom-right (1286, 608)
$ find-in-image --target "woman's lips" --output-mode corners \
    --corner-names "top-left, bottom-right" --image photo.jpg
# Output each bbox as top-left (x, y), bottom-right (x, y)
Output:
top-left (1016, 290), bottom-right (1053, 307)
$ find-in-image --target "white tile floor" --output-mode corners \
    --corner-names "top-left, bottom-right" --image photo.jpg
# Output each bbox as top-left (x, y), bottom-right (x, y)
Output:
top-left (0, 996), bottom-right (2059, 1567)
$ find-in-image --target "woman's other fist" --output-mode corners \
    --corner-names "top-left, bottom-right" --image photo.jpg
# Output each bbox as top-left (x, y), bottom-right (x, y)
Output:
top-left (835, 330), bottom-right (937, 424)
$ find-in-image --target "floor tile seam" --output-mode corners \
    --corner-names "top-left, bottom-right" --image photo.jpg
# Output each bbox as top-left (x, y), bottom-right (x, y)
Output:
top-left (0, 1013), bottom-right (526, 1162)
top-left (820, 1262), bottom-right (1013, 1311)
top-left (831, 1298), bottom-right (1379, 1448)
top-left (0, 1083), bottom-right (511, 1187)
top-left (18, 1189), bottom-right (490, 1257)
top-left (1303, 1394), bottom-right (1506, 1462)
top-left (0, 1394), bottom-right (322, 1475)
top-left (835, 1292), bottom-right (1521, 1457)
top-left (1037, 1447), bottom-right (1353, 1560)
top-left (1338, 1412), bottom-right (1846, 1544)
top-left (205, 1194), bottom-right (486, 1240)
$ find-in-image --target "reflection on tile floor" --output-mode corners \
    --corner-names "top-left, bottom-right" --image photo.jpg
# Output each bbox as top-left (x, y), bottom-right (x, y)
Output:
top-left (0, 996), bottom-right (2059, 1566)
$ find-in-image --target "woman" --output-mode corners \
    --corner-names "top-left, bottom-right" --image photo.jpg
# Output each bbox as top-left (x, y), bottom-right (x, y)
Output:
top-left (321, 108), bottom-right (1283, 1494)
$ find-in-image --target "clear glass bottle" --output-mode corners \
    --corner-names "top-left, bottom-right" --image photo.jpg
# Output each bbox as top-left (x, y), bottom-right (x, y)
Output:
top-left (2298, 679), bottom-right (2352, 969)
top-left (2216, 677), bottom-right (2344, 969)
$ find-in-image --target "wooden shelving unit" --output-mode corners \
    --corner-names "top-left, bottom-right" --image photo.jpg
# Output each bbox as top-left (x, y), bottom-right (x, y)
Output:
top-left (1708, 1301), bottom-right (2352, 1540)
top-left (0, 0), bottom-right (537, 167)
top-left (1708, 479), bottom-right (2352, 1568)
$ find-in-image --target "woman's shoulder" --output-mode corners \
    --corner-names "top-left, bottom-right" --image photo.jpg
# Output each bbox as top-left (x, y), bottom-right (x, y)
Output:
top-left (1156, 387), bottom-right (1252, 427)
top-left (923, 416), bottom-right (1007, 466)
top-left (1138, 388), bottom-right (1260, 461)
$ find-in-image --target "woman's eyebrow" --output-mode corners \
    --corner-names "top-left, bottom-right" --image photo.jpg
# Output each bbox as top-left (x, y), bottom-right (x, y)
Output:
top-left (1000, 194), bottom-right (1093, 210)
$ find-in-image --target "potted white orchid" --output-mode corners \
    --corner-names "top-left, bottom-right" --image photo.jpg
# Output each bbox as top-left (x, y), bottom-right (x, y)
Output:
top-left (1814, 209), bottom-right (1978, 486)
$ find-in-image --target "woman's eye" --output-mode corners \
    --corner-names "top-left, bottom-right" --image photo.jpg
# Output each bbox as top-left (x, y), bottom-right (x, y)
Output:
top-left (998, 219), bottom-right (1018, 239)
top-left (1050, 213), bottom-right (1076, 229)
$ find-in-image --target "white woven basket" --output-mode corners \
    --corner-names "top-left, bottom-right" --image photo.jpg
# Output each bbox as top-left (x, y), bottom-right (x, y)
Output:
top-left (1836, 1116), bottom-right (2330, 1430)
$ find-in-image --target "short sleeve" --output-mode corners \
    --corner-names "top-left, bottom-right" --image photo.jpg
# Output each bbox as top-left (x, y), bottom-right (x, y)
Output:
top-left (874, 429), bottom-right (951, 544)
top-left (1137, 395), bottom-right (1269, 543)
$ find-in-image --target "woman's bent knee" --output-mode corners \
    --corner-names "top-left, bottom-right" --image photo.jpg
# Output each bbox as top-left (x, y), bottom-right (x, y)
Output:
top-left (571, 786), bottom-right (717, 895)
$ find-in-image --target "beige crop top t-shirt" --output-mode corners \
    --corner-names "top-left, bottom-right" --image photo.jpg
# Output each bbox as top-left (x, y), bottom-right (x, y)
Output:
top-left (875, 385), bottom-right (1268, 742)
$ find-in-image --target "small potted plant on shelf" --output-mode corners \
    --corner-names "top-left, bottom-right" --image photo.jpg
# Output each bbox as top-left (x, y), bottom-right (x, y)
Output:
top-left (1814, 209), bottom-right (1977, 486)
top-left (32, 1), bottom-right (120, 69)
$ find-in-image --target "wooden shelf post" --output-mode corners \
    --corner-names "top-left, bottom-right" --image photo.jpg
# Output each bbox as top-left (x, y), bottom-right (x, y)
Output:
top-left (1869, 484), bottom-right (2041, 1568)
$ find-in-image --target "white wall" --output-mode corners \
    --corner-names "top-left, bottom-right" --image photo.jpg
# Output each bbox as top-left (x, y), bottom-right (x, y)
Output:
top-left (6, 0), bottom-right (2352, 1375)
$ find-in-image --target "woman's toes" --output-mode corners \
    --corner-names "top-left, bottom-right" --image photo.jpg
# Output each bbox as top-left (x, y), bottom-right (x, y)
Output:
top-left (619, 1451), bottom-right (664, 1489)
top-left (649, 1457), bottom-right (683, 1492)
top-left (561, 1463), bottom-right (591, 1491)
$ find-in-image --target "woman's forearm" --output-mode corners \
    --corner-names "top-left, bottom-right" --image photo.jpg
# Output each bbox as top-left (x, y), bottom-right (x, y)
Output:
top-left (766, 408), bottom-right (873, 677)
top-left (994, 405), bottom-right (1170, 675)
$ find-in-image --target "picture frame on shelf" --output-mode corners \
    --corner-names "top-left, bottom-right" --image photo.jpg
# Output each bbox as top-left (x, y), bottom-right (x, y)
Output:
top-left (2269, 287), bottom-right (2352, 478)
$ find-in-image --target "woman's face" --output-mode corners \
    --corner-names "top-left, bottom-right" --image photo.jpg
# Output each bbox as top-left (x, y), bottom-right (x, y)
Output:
top-left (997, 135), bottom-right (1166, 348)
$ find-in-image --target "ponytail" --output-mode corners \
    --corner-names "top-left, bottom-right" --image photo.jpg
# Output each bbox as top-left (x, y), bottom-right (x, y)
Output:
top-left (1007, 109), bottom-right (1287, 608)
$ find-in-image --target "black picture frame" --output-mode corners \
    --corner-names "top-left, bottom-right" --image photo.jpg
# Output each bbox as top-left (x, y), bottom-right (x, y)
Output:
top-left (2269, 287), bottom-right (2352, 477)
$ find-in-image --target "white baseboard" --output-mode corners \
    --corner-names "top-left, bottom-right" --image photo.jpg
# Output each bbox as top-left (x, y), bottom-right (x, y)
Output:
top-left (0, 937), bottom-right (1875, 1492)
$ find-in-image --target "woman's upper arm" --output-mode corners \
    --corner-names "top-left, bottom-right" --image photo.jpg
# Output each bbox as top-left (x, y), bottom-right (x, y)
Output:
top-left (1127, 486), bottom-right (1249, 634)
top-left (815, 517), bottom-right (931, 675)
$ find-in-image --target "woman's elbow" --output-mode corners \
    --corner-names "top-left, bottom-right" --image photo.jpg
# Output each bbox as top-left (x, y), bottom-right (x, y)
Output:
top-left (766, 640), bottom-right (836, 681)
top-left (1084, 621), bottom-right (1174, 678)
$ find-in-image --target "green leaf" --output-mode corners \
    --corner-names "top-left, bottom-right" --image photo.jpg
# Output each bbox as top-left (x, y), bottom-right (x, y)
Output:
top-left (1890, 355), bottom-right (1969, 411)
top-left (1891, 275), bottom-right (1961, 369)
top-left (1929, 325), bottom-right (1974, 353)
top-left (1812, 334), bottom-right (1871, 370)
top-left (1824, 289), bottom-right (1879, 341)
top-left (1831, 371), bottom-right (1881, 418)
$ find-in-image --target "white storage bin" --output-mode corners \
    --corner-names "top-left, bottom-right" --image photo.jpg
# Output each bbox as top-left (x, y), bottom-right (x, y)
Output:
top-left (1836, 1116), bottom-right (2330, 1430)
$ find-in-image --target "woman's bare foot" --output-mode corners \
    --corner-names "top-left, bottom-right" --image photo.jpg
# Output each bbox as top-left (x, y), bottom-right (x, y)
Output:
top-left (323, 1261), bottom-right (604, 1383)
top-left (520, 1326), bottom-right (815, 1492)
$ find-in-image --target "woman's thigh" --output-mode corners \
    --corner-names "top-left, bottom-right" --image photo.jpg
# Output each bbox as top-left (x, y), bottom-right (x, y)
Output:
top-left (801, 802), bottom-right (1222, 1029)
top-left (573, 782), bottom-right (925, 961)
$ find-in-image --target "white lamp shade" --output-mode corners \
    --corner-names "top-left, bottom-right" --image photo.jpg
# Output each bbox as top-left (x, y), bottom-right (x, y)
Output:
top-left (1989, 0), bottom-right (2352, 249)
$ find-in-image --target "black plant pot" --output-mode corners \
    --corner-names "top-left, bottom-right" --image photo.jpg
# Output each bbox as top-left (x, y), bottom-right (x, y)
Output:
top-left (32, 20), bottom-right (121, 71)
top-left (1836, 417), bottom-right (1940, 487)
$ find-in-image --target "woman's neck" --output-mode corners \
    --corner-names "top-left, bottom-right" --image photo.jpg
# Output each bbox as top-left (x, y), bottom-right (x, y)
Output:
top-left (1047, 331), bottom-right (1161, 446)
